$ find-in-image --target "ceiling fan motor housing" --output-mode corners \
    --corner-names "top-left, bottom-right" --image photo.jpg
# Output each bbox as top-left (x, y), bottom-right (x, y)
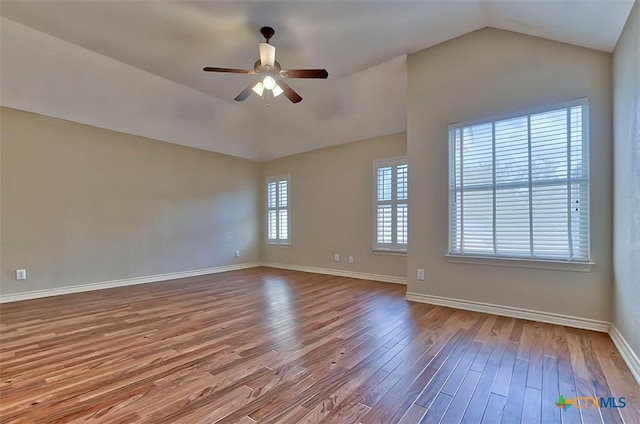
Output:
top-left (260, 26), bottom-right (275, 43)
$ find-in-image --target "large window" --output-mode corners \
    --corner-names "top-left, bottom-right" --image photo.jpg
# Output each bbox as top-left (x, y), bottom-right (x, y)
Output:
top-left (449, 99), bottom-right (589, 262)
top-left (374, 157), bottom-right (408, 251)
top-left (266, 174), bottom-right (290, 245)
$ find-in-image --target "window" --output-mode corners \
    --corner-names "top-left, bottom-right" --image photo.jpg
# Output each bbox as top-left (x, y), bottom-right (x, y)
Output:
top-left (449, 99), bottom-right (589, 262)
top-left (266, 174), bottom-right (290, 244)
top-left (374, 157), bottom-right (408, 251)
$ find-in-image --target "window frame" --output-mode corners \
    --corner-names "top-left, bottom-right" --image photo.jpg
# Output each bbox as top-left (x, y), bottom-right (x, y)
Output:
top-left (447, 98), bottom-right (594, 270)
top-left (373, 156), bottom-right (408, 252)
top-left (266, 174), bottom-right (291, 246)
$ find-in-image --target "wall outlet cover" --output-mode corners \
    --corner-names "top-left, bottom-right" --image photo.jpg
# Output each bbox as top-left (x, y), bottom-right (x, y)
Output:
top-left (16, 269), bottom-right (27, 280)
top-left (417, 269), bottom-right (425, 281)
top-left (334, 254), bottom-right (340, 262)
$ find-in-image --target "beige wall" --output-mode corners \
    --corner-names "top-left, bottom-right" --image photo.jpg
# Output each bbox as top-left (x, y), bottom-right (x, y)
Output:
top-left (613, 3), bottom-right (640, 356)
top-left (0, 108), bottom-right (261, 295)
top-left (262, 133), bottom-right (407, 278)
top-left (407, 28), bottom-right (613, 321)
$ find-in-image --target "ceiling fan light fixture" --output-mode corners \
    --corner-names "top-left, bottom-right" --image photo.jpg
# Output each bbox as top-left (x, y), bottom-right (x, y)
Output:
top-left (272, 84), bottom-right (283, 97)
top-left (252, 82), bottom-right (265, 96)
top-left (263, 75), bottom-right (276, 90)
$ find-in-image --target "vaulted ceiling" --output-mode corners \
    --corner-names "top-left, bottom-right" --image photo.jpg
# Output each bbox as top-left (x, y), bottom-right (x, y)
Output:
top-left (0, 1), bottom-right (634, 161)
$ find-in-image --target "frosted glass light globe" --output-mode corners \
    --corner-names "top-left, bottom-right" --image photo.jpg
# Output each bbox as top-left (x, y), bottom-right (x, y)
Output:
top-left (263, 76), bottom-right (276, 90)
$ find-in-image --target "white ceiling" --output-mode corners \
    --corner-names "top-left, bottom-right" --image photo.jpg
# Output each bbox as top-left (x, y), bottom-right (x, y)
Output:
top-left (0, 1), bottom-right (634, 161)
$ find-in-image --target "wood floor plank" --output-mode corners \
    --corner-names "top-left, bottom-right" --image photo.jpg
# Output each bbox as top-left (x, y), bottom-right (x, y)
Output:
top-left (481, 392), bottom-right (507, 424)
top-left (418, 392), bottom-right (452, 424)
top-left (0, 267), bottom-right (637, 423)
top-left (461, 343), bottom-right (506, 423)
top-left (523, 386), bottom-right (542, 424)
top-left (491, 342), bottom-right (518, 396)
top-left (553, 326), bottom-right (582, 424)
top-left (541, 355), bottom-right (561, 424)
top-left (439, 369), bottom-right (482, 424)
top-left (500, 358), bottom-right (528, 424)
top-left (318, 402), bottom-right (371, 424)
top-left (440, 340), bottom-right (482, 396)
top-left (414, 333), bottom-right (472, 408)
top-left (398, 403), bottom-right (427, 424)
top-left (527, 322), bottom-right (548, 390)
top-left (566, 332), bottom-right (605, 424)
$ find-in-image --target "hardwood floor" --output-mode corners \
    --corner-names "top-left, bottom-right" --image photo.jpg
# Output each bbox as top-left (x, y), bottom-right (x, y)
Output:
top-left (1, 267), bottom-right (638, 423)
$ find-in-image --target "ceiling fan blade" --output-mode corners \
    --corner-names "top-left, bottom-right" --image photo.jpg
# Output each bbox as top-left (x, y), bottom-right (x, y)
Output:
top-left (280, 69), bottom-right (328, 79)
top-left (259, 43), bottom-right (276, 68)
top-left (203, 67), bottom-right (254, 74)
top-left (234, 83), bottom-right (255, 102)
top-left (276, 79), bottom-right (303, 103)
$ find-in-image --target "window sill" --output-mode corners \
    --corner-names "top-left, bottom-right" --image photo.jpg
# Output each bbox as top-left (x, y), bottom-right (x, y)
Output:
top-left (373, 249), bottom-right (407, 256)
top-left (266, 243), bottom-right (291, 248)
top-left (445, 254), bottom-right (595, 272)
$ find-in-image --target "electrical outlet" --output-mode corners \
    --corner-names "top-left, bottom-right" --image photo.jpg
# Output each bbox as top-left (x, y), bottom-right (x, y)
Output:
top-left (417, 268), bottom-right (425, 281)
top-left (348, 256), bottom-right (354, 264)
top-left (16, 269), bottom-right (27, 280)
top-left (334, 254), bottom-right (340, 262)
top-left (235, 250), bottom-right (240, 258)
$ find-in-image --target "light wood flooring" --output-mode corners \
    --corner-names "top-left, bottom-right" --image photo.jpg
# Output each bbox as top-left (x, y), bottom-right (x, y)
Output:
top-left (1, 267), bottom-right (638, 423)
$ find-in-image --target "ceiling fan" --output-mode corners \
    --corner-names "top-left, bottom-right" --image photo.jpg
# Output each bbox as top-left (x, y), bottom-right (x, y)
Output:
top-left (203, 26), bottom-right (328, 104)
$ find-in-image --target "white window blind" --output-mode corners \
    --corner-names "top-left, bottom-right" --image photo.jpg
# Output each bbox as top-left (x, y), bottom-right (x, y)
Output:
top-left (374, 157), bottom-right (408, 250)
top-left (266, 174), bottom-right (290, 244)
top-left (449, 100), bottom-right (589, 262)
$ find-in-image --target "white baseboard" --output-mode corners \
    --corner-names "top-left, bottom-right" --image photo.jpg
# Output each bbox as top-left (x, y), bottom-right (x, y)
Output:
top-left (0, 262), bottom-right (262, 303)
top-left (609, 325), bottom-right (640, 384)
top-left (405, 292), bottom-right (610, 333)
top-left (261, 262), bottom-right (407, 285)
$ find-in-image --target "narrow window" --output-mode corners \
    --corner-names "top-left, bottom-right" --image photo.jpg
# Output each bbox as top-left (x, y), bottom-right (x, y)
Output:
top-left (266, 174), bottom-right (290, 244)
top-left (374, 157), bottom-right (408, 251)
